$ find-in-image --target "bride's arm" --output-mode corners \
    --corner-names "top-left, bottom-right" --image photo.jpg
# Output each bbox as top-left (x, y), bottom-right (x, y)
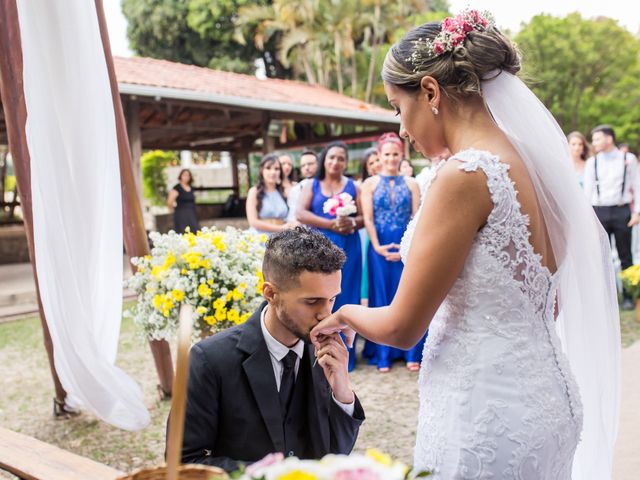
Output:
top-left (314, 162), bottom-right (493, 350)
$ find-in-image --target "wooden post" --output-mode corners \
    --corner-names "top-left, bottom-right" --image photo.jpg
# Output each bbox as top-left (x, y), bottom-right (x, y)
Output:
top-left (95, 0), bottom-right (173, 397)
top-left (125, 98), bottom-right (143, 205)
top-left (0, 0), bottom-right (67, 405)
top-left (261, 112), bottom-right (275, 154)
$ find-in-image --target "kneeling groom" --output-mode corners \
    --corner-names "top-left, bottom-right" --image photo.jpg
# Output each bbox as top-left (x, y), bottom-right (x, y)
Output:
top-left (178, 226), bottom-right (365, 472)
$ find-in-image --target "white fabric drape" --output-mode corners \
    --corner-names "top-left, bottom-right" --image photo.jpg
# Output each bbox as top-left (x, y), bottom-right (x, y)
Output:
top-left (483, 71), bottom-right (620, 479)
top-left (17, 0), bottom-right (149, 430)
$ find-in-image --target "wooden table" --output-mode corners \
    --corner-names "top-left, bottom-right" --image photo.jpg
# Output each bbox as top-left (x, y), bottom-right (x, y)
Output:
top-left (0, 426), bottom-right (123, 480)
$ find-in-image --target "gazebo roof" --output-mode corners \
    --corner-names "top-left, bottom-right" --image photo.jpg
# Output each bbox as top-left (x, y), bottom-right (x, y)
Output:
top-left (115, 56), bottom-right (396, 124)
top-left (0, 56), bottom-right (399, 151)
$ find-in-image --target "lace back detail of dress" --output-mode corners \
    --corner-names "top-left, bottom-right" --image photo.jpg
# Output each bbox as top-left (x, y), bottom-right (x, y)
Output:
top-left (456, 150), bottom-right (555, 316)
top-left (402, 149), bottom-right (554, 316)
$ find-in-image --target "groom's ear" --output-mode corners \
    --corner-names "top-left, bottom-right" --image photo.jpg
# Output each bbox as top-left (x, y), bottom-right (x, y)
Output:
top-left (262, 281), bottom-right (276, 304)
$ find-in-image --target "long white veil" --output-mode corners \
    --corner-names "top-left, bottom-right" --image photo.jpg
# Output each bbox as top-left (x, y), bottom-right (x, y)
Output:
top-left (482, 71), bottom-right (620, 479)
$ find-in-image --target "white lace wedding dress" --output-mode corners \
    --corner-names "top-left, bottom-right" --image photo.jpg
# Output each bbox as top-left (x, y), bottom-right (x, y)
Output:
top-left (401, 149), bottom-right (583, 479)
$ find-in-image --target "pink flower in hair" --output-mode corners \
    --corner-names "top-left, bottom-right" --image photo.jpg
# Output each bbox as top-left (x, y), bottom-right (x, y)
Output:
top-left (442, 17), bottom-right (457, 32)
top-left (459, 20), bottom-right (473, 32)
top-left (451, 32), bottom-right (466, 46)
top-left (433, 41), bottom-right (444, 55)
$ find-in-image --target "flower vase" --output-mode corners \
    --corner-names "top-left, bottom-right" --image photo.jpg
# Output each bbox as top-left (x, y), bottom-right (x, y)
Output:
top-left (635, 299), bottom-right (640, 323)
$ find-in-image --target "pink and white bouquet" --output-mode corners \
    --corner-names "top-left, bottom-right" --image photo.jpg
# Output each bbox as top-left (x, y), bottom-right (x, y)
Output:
top-left (323, 193), bottom-right (357, 217)
top-left (237, 450), bottom-right (430, 479)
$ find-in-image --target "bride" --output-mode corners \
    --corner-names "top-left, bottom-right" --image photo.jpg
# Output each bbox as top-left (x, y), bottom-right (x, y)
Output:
top-left (311, 10), bottom-right (620, 480)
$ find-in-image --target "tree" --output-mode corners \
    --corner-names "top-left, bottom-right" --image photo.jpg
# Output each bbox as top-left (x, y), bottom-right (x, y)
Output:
top-left (515, 13), bottom-right (640, 146)
top-left (121, 0), bottom-right (271, 74)
top-left (234, 0), bottom-right (449, 102)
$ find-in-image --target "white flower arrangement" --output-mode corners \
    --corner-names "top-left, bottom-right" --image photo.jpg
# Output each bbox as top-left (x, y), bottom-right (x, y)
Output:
top-left (323, 193), bottom-right (357, 218)
top-left (126, 227), bottom-right (266, 340)
top-left (237, 450), bottom-right (430, 479)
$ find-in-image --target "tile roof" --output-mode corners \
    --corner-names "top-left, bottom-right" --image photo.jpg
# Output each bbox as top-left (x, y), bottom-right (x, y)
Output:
top-left (114, 56), bottom-right (395, 119)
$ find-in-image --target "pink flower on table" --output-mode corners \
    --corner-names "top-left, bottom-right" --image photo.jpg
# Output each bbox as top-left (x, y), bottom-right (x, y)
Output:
top-left (245, 452), bottom-right (284, 475)
top-left (334, 468), bottom-right (381, 480)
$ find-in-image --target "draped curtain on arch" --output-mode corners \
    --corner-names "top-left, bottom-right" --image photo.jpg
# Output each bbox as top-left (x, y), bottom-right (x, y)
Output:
top-left (0, 0), bottom-right (149, 430)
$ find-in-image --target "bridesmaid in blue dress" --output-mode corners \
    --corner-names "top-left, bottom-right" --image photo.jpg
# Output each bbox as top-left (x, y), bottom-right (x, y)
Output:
top-left (361, 132), bottom-right (423, 372)
top-left (246, 154), bottom-right (296, 236)
top-left (297, 141), bottom-right (363, 371)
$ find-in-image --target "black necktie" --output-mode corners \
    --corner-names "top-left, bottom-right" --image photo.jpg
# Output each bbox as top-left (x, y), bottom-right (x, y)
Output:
top-left (279, 350), bottom-right (298, 417)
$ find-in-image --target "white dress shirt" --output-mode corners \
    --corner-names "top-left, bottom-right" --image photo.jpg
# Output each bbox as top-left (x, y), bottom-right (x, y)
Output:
top-left (260, 306), bottom-right (354, 416)
top-left (286, 178), bottom-right (310, 222)
top-left (583, 149), bottom-right (640, 212)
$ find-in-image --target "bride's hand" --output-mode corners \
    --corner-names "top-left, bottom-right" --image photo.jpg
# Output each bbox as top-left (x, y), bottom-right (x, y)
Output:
top-left (311, 310), bottom-right (355, 349)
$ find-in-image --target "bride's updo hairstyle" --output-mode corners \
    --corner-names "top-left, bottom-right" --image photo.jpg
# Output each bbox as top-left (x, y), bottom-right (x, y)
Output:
top-left (382, 10), bottom-right (520, 100)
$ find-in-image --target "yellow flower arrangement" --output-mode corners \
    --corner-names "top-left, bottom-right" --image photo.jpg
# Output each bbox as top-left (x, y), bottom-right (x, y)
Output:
top-left (127, 227), bottom-right (266, 340)
top-left (620, 264), bottom-right (640, 300)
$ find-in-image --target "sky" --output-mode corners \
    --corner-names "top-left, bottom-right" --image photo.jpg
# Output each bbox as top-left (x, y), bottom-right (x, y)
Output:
top-left (104, 0), bottom-right (640, 58)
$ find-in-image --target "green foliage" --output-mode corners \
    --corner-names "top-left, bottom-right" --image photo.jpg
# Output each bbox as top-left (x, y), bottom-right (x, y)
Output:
top-left (121, 0), bottom-right (274, 75)
top-left (122, 0), bottom-right (451, 103)
top-left (232, 0), bottom-right (451, 104)
top-left (515, 13), bottom-right (640, 149)
top-left (141, 150), bottom-right (178, 206)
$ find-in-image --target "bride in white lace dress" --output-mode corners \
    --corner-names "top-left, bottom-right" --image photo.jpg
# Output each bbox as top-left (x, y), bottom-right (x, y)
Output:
top-left (311, 10), bottom-right (620, 480)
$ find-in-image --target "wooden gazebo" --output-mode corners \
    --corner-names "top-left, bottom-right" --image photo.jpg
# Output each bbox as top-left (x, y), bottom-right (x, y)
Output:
top-left (0, 50), bottom-right (399, 402)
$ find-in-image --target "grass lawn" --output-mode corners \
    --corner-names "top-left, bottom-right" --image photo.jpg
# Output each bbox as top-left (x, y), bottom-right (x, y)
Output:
top-left (0, 305), bottom-right (638, 476)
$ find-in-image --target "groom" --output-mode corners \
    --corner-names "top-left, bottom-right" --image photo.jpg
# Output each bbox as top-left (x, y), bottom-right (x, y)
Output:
top-left (178, 227), bottom-right (365, 472)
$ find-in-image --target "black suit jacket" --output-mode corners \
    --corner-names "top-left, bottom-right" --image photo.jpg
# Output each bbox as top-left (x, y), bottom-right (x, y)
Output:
top-left (177, 303), bottom-right (365, 472)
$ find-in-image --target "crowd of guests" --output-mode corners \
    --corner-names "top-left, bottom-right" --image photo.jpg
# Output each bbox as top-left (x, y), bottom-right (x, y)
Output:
top-left (244, 133), bottom-right (425, 372)
top-left (166, 124), bottom-right (638, 370)
top-left (569, 124), bottom-right (640, 310)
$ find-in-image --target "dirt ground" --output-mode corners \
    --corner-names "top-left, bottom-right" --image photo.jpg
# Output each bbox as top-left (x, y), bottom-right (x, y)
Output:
top-left (0, 315), bottom-right (419, 478)
top-left (1, 312), bottom-right (638, 478)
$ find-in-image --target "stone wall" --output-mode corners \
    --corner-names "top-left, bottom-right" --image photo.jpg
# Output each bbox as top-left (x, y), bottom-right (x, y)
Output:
top-left (0, 225), bottom-right (30, 265)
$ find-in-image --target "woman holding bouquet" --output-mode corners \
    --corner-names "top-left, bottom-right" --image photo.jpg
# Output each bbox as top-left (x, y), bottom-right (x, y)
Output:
top-left (297, 141), bottom-right (363, 370)
top-left (361, 132), bottom-right (423, 372)
top-left (246, 154), bottom-right (297, 235)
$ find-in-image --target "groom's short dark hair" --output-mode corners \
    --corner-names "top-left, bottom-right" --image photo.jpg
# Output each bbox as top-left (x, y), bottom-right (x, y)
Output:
top-left (263, 226), bottom-right (346, 289)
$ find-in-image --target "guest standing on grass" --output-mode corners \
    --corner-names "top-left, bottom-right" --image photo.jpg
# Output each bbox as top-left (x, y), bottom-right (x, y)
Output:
top-left (584, 124), bottom-right (640, 310)
top-left (297, 141), bottom-right (363, 371)
top-left (246, 154), bottom-right (297, 236)
top-left (167, 168), bottom-right (199, 233)
top-left (356, 147), bottom-right (382, 309)
top-left (568, 131), bottom-right (590, 188)
top-left (360, 132), bottom-right (424, 372)
top-left (287, 151), bottom-right (318, 223)
top-left (400, 159), bottom-right (415, 177)
top-left (279, 154), bottom-right (297, 198)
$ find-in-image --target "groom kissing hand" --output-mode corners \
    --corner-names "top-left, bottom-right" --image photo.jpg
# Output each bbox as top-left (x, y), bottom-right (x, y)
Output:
top-left (175, 226), bottom-right (365, 473)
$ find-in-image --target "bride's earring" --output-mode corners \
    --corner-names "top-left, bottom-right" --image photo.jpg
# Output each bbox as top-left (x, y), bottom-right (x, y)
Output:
top-left (431, 105), bottom-right (439, 115)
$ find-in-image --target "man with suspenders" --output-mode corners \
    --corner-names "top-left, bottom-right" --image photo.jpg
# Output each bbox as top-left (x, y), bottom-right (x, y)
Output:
top-left (584, 125), bottom-right (640, 310)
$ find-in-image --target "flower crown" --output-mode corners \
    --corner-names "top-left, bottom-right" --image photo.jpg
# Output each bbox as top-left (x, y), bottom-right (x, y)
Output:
top-left (407, 9), bottom-right (495, 71)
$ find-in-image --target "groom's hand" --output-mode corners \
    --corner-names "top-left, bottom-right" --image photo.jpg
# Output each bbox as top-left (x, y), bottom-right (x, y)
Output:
top-left (315, 333), bottom-right (355, 404)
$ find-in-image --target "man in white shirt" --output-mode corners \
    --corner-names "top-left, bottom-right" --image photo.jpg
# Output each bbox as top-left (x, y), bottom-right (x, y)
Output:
top-left (287, 151), bottom-right (318, 223)
top-left (584, 125), bottom-right (640, 309)
top-left (179, 227), bottom-right (364, 472)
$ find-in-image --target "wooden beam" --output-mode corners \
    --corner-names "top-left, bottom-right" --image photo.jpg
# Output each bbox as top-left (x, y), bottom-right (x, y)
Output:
top-left (271, 127), bottom-right (388, 150)
top-left (0, 0), bottom-right (67, 404)
top-left (261, 112), bottom-right (274, 154)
